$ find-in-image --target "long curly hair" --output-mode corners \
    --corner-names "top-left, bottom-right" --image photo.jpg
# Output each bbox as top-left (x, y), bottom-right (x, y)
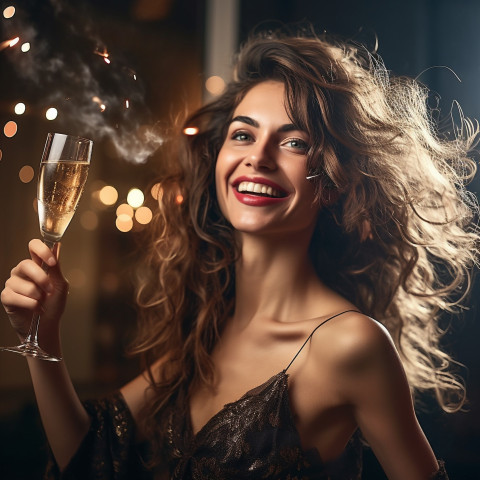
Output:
top-left (131, 28), bottom-right (479, 460)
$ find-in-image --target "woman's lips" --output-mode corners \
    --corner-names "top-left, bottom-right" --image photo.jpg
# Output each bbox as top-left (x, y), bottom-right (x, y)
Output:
top-left (231, 176), bottom-right (289, 206)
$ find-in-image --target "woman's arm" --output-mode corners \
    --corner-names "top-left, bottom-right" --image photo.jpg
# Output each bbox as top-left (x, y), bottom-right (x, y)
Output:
top-left (1, 239), bottom-right (90, 470)
top-left (334, 315), bottom-right (440, 480)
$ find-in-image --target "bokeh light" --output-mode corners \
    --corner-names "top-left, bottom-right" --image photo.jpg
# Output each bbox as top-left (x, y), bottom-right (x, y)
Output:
top-left (21, 42), bottom-right (30, 52)
top-left (135, 206), bottom-right (153, 224)
top-left (183, 127), bottom-right (198, 136)
top-left (9, 37), bottom-right (19, 47)
top-left (116, 214), bottom-right (133, 232)
top-left (4, 121), bottom-right (17, 137)
top-left (14, 102), bottom-right (26, 115)
top-left (205, 75), bottom-right (226, 95)
top-left (127, 188), bottom-right (144, 208)
top-left (151, 183), bottom-right (162, 200)
top-left (67, 268), bottom-right (87, 288)
top-left (45, 107), bottom-right (58, 120)
top-left (3, 6), bottom-right (15, 18)
top-left (99, 185), bottom-right (118, 205)
top-left (176, 194), bottom-right (184, 204)
top-left (101, 272), bottom-right (119, 294)
top-left (116, 203), bottom-right (134, 218)
top-left (19, 165), bottom-right (35, 183)
top-left (80, 210), bottom-right (99, 230)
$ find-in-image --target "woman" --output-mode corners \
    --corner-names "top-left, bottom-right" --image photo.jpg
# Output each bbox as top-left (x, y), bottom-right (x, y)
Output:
top-left (2, 28), bottom-right (478, 479)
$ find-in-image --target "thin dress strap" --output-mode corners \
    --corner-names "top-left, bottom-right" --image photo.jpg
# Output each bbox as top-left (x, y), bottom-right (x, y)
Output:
top-left (284, 309), bottom-right (360, 373)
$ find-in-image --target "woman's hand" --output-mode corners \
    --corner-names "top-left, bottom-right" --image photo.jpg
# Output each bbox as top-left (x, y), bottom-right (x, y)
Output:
top-left (1, 239), bottom-right (69, 343)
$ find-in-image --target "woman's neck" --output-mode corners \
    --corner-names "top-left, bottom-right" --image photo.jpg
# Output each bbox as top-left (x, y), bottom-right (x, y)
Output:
top-left (233, 231), bottom-right (324, 327)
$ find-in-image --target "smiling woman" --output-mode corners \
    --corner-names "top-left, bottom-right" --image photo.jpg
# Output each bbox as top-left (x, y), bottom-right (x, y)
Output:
top-left (2, 26), bottom-right (478, 480)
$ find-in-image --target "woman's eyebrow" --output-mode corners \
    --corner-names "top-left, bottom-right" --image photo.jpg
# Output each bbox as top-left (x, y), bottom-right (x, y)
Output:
top-left (230, 115), bottom-right (259, 127)
top-left (230, 116), bottom-right (303, 133)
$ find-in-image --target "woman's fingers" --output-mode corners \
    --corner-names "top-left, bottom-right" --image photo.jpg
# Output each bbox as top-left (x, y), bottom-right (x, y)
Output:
top-left (10, 259), bottom-right (52, 294)
top-left (28, 238), bottom-right (57, 267)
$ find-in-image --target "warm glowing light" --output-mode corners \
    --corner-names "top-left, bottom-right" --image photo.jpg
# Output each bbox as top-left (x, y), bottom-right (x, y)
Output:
top-left (101, 272), bottom-right (119, 293)
top-left (135, 206), bottom-right (153, 224)
top-left (183, 127), bottom-right (199, 136)
top-left (80, 210), bottom-right (98, 230)
top-left (21, 42), bottom-right (30, 52)
top-left (99, 185), bottom-right (118, 206)
top-left (151, 183), bottom-right (162, 200)
top-left (116, 214), bottom-right (133, 232)
top-left (67, 268), bottom-right (87, 288)
top-left (45, 107), bottom-right (58, 120)
top-left (104, 57), bottom-right (111, 64)
top-left (176, 194), bottom-right (184, 204)
top-left (127, 188), bottom-right (144, 208)
top-left (4, 120), bottom-right (17, 137)
top-left (205, 75), bottom-right (226, 95)
top-left (100, 104), bottom-right (106, 112)
top-left (3, 6), bottom-right (15, 18)
top-left (116, 203), bottom-right (134, 218)
top-left (133, 74), bottom-right (137, 80)
top-left (19, 165), bottom-right (35, 183)
top-left (9, 37), bottom-right (19, 47)
top-left (125, 99), bottom-right (130, 109)
top-left (92, 96), bottom-right (101, 103)
top-left (14, 102), bottom-right (26, 115)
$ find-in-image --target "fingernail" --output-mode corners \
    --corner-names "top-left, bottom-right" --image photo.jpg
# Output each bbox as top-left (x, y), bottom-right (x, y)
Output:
top-left (47, 257), bottom-right (56, 267)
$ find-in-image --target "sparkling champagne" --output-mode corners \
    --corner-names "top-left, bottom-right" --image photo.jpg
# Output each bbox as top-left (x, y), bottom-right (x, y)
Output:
top-left (37, 161), bottom-right (89, 243)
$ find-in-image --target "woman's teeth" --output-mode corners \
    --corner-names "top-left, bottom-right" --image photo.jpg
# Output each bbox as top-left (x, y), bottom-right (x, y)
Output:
top-left (237, 181), bottom-right (282, 198)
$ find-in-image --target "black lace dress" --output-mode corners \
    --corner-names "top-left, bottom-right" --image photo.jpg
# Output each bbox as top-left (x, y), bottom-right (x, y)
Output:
top-left (45, 311), bottom-right (449, 479)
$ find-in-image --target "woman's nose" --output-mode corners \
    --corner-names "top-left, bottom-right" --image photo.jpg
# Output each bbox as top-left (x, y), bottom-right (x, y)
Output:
top-left (244, 140), bottom-right (276, 170)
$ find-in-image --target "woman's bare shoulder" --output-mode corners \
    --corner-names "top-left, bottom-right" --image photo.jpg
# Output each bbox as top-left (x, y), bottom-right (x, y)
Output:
top-left (309, 311), bottom-right (399, 372)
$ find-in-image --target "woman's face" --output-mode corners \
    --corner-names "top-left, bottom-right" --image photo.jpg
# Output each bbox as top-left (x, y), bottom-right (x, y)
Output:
top-left (215, 80), bottom-right (320, 238)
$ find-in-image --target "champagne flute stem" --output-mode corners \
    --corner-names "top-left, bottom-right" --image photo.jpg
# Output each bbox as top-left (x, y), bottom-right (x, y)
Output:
top-left (24, 239), bottom-right (56, 347)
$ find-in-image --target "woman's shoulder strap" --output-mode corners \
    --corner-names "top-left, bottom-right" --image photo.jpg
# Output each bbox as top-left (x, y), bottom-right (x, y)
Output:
top-left (284, 309), bottom-right (361, 373)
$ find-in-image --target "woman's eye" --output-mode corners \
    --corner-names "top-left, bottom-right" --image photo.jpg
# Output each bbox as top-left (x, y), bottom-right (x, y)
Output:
top-left (232, 131), bottom-right (252, 142)
top-left (284, 138), bottom-right (309, 152)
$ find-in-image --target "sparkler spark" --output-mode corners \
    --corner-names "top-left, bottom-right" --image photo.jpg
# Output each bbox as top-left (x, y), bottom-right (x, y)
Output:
top-left (0, 37), bottom-right (19, 52)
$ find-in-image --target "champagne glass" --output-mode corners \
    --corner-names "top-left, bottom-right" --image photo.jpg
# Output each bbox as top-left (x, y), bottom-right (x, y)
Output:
top-left (1, 133), bottom-right (93, 361)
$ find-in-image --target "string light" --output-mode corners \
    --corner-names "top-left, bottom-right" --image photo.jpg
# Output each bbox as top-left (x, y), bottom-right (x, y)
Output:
top-left (116, 214), bottom-right (133, 232)
top-left (99, 185), bottom-right (118, 205)
top-left (127, 188), bottom-right (144, 208)
top-left (183, 127), bottom-right (198, 136)
top-left (135, 206), bottom-right (153, 224)
top-left (9, 37), bottom-right (19, 47)
top-left (14, 102), bottom-right (26, 115)
top-left (3, 6), bottom-right (15, 18)
top-left (205, 75), bottom-right (226, 95)
top-left (116, 203), bottom-right (134, 218)
top-left (19, 165), bottom-right (35, 183)
top-left (45, 107), bottom-right (58, 120)
top-left (21, 42), bottom-right (30, 52)
top-left (4, 120), bottom-right (17, 137)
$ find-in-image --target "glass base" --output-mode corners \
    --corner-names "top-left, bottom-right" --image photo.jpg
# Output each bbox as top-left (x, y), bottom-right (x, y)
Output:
top-left (0, 342), bottom-right (62, 362)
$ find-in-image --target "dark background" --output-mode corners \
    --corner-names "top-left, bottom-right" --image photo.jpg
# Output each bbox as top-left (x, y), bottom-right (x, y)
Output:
top-left (0, 1), bottom-right (479, 478)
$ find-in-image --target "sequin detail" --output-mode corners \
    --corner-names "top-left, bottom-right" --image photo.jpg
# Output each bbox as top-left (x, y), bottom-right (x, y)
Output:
top-left (166, 370), bottom-right (363, 479)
